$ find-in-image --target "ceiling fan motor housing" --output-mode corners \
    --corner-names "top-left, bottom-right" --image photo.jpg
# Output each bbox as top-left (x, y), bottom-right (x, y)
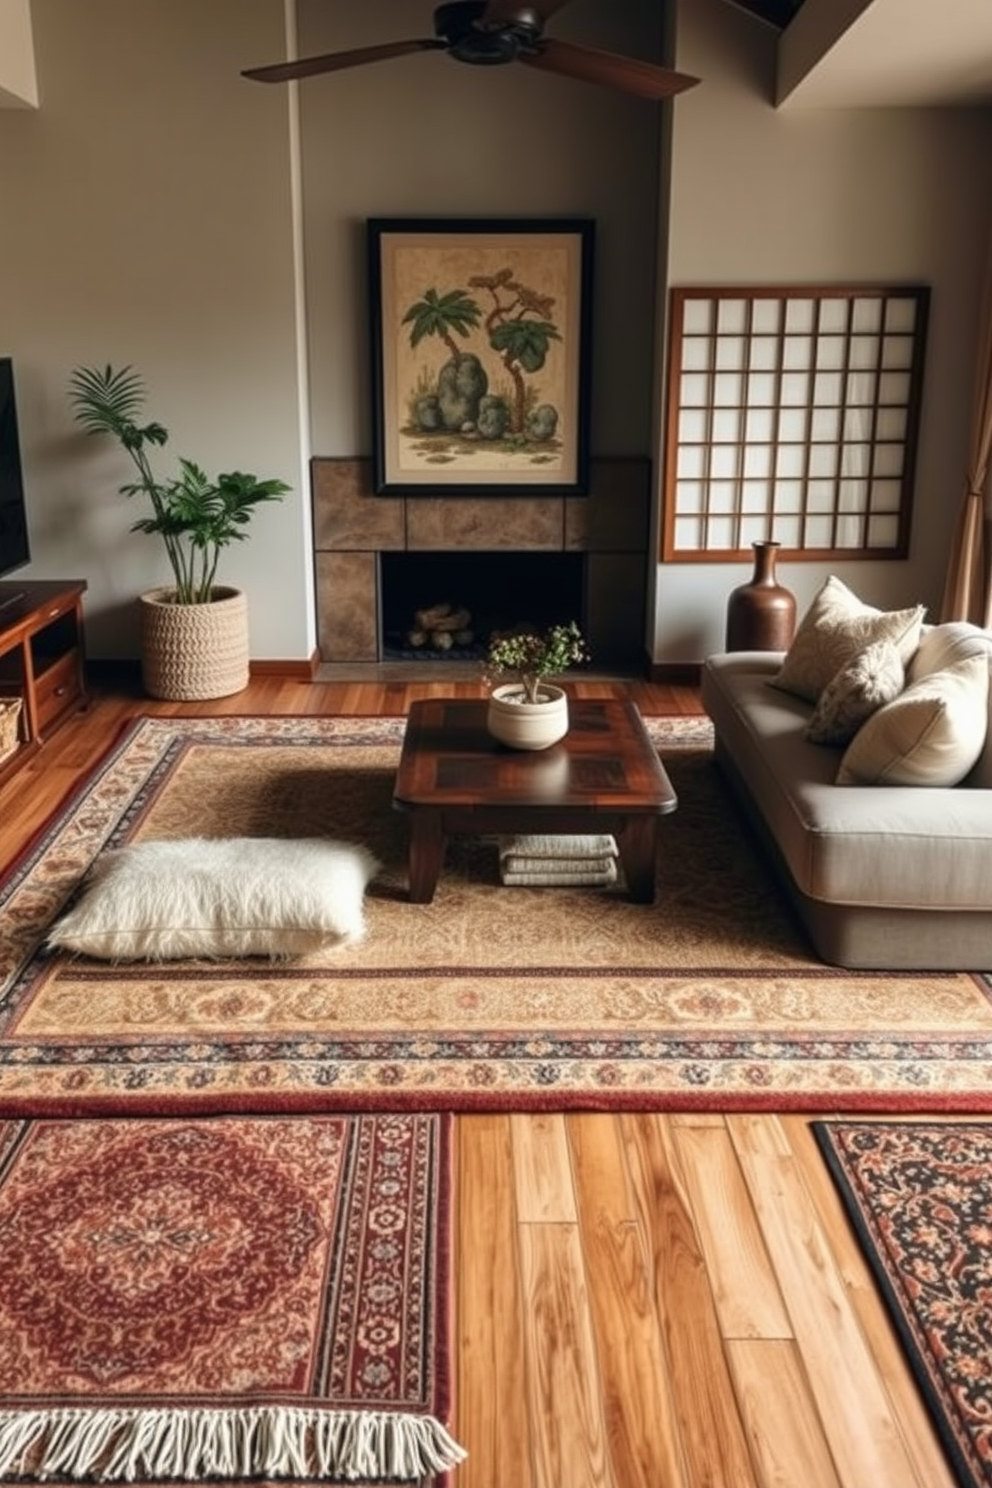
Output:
top-left (433, 1), bottom-right (544, 64)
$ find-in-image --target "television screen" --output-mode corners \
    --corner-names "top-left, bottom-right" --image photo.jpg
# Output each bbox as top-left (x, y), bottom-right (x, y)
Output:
top-left (0, 357), bottom-right (31, 579)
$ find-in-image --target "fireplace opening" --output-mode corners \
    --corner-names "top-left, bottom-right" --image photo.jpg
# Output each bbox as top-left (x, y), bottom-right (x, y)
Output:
top-left (379, 551), bottom-right (586, 661)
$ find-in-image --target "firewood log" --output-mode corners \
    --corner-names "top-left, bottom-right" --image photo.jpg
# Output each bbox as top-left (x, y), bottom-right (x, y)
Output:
top-left (414, 603), bottom-right (452, 631)
top-left (426, 606), bottom-right (471, 633)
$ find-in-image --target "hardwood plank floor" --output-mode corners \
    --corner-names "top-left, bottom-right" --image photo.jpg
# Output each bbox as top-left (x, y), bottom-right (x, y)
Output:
top-left (0, 672), bottom-right (969, 1488)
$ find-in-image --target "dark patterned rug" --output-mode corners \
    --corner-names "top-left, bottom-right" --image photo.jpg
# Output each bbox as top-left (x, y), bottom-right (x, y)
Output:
top-left (814, 1120), bottom-right (992, 1488)
top-left (0, 1111), bottom-right (462, 1484)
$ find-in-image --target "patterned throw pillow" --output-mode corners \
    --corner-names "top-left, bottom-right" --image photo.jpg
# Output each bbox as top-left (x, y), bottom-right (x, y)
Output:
top-left (805, 640), bottom-right (905, 747)
top-left (771, 575), bottom-right (925, 704)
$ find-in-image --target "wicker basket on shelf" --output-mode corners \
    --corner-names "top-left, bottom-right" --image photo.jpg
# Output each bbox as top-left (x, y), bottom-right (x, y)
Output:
top-left (0, 697), bottom-right (23, 764)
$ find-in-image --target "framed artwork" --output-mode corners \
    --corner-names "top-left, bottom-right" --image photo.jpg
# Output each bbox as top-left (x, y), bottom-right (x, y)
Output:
top-left (368, 217), bottom-right (594, 495)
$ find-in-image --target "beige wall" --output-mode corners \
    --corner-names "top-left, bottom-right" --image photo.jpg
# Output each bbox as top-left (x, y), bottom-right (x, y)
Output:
top-left (1, 0), bottom-right (309, 658)
top-left (0, 0), bottom-right (38, 107)
top-left (296, 0), bottom-right (668, 462)
top-left (3, 0), bottom-right (991, 666)
top-left (654, 0), bottom-right (992, 662)
top-left (2, 0), bottom-right (669, 661)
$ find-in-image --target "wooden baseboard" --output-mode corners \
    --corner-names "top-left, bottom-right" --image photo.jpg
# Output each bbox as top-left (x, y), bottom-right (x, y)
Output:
top-left (92, 652), bottom-right (698, 685)
top-left (89, 654), bottom-right (322, 686)
top-left (249, 652), bottom-right (320, 680)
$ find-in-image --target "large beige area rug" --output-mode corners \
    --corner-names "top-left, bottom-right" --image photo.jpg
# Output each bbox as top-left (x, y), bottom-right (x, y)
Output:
top-left (2, 714), bottom-right (992, 1114)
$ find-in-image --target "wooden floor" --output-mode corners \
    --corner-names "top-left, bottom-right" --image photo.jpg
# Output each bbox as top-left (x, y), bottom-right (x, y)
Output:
top-left (0, 671), bottom-right (967, 1488)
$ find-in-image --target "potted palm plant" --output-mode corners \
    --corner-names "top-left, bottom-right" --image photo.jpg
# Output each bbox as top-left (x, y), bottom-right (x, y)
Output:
top-left (484, 620), bottom-right (588, 750)
top-left (68, 364), bottom-right (290, 700)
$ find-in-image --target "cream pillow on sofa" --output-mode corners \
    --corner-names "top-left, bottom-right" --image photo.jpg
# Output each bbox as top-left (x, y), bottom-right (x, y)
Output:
top-left (772, 575), bottom-right (925, 704)
top-left (46, 837), bottom-right (379, 961)
top-left (836, 654), bottom-right (989, 787)
top-left (805, 638), bottom-right (905, 746)
top-left (907, 620), bottom-right (992, 787)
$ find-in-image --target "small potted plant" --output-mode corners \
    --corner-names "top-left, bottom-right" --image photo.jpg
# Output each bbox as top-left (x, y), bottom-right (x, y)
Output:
top-left (68, 363), bottom-right (290, 700)
top-left (484, 620), bottom-right (588, 750)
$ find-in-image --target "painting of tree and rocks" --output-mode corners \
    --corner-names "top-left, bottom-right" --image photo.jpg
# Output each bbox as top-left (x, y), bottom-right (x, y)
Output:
top-left (370, 220), bottom-right (593, 493)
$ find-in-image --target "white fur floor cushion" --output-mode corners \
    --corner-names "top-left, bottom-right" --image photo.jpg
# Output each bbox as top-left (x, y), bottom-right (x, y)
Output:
top-left (46, 837), bottom-right (380, 961)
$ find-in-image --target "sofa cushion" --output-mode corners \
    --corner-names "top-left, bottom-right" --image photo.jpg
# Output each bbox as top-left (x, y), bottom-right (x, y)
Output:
top-left (805, 639), bottom-right (905, 746)
top-left (908, 620), bottom-right (992, 683)
top-left (837, 654), bottom-right (989, 787)
top-left (771, 575), bottom-right (925, 704)
top-left (908, 621), bottom-right (992, 788)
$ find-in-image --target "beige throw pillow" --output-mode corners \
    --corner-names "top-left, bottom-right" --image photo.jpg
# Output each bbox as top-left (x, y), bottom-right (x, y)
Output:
top-left (836, 654), bottom-right (989, 787)
top-left (772, 575), bottom-right (925, 704)
top-left (805, 639), bottom-right (905, 747)
top-left (907, 620), bottom-right (992, 686)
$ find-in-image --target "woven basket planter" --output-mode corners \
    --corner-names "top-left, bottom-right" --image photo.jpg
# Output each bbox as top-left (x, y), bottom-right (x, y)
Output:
top-left (139, 586), bottom-right (249, 701)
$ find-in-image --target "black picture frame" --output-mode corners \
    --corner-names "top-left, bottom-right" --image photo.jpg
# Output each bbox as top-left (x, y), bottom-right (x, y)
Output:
top-left (368, 217), bottom-right (594, 496)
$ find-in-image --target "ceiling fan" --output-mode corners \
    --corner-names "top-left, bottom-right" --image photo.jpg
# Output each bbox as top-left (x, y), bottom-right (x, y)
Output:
top-left (241, 1), bottom-right (700, 101)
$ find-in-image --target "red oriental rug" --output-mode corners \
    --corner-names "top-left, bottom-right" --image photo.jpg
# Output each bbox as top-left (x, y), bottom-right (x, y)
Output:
top-left (814, 1120), bottom-right (992, 1488)
top-left (0, 1111), bottom-right (463, 1484)
top-left (2, 713), bottom-right (992, 1113)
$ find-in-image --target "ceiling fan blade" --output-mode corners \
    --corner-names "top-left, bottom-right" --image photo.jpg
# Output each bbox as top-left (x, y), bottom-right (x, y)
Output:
top-left (242, 38), bottom-right (444, 84)
top-left (521, 37), bottom-right (700, 100)
top-left (480, 0), bottom-right (575, 24)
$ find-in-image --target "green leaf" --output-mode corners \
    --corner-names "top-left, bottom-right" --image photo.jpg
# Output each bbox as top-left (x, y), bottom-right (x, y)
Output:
top-left (401, 287), bottom-right (481, 349)
top-left (489, 321), bottom-right (561, 364)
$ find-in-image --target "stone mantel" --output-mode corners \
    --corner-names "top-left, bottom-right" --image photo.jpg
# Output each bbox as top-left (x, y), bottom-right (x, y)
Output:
top-left (311, 456), bottom-right (651, 666)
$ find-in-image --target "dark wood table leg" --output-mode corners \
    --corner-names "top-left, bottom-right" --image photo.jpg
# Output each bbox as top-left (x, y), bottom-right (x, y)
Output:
top-left (408, 812), bottom-right (445, 903)
top-left (616, 817), bottom-right (658, 904)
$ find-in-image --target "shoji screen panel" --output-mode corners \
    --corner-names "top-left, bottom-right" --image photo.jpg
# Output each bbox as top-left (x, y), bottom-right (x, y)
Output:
top-left (661, 286), bottom-right (930, 562)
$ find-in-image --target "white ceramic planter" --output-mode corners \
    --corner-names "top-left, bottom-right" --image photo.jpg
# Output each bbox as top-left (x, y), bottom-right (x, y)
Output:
top-left (486, 682), bottom-right (569, 751)
top-left (139, 585), bottom-right (249, 701)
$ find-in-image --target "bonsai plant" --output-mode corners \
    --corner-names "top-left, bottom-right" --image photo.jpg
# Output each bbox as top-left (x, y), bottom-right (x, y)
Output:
top-left (68, 363), bottom-right (290, 701)
top-left (484, 620), bottom-right (588, 704)
top-left (68, 363), bottom-right (290, 606)
top-left (484, 620), bottom-right (588, 750)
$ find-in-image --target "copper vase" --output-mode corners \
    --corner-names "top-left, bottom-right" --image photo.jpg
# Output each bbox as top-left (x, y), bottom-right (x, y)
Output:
top-left (725, 541), bottom-right (796, 652)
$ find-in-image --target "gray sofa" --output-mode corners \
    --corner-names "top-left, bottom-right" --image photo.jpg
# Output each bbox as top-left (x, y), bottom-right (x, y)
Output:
top-left (701, 622), bottom-right (992, 970)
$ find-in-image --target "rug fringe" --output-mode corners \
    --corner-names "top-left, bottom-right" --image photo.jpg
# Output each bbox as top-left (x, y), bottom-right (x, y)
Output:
top-left (0, 1404), bottom-right (468, 1482)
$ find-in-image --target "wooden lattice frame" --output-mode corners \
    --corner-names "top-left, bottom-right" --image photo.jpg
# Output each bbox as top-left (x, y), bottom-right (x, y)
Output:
top-left (661, 284), bottom-right (930, 562)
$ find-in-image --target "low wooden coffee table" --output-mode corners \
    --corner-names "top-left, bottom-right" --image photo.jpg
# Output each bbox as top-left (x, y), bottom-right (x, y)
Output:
top-left (392, 697), bottom-right (677, 904)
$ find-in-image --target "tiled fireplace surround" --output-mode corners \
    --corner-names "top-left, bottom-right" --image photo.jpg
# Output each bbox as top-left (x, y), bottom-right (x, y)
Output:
top-left (312, 456), bottom-right (650, 668)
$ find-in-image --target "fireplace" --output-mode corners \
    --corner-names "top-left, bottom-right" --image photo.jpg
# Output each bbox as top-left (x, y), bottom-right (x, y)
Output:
top-left (380, 551), bottom-right (585, 660)
top-left (311, 457), bottom-right (650, 669)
